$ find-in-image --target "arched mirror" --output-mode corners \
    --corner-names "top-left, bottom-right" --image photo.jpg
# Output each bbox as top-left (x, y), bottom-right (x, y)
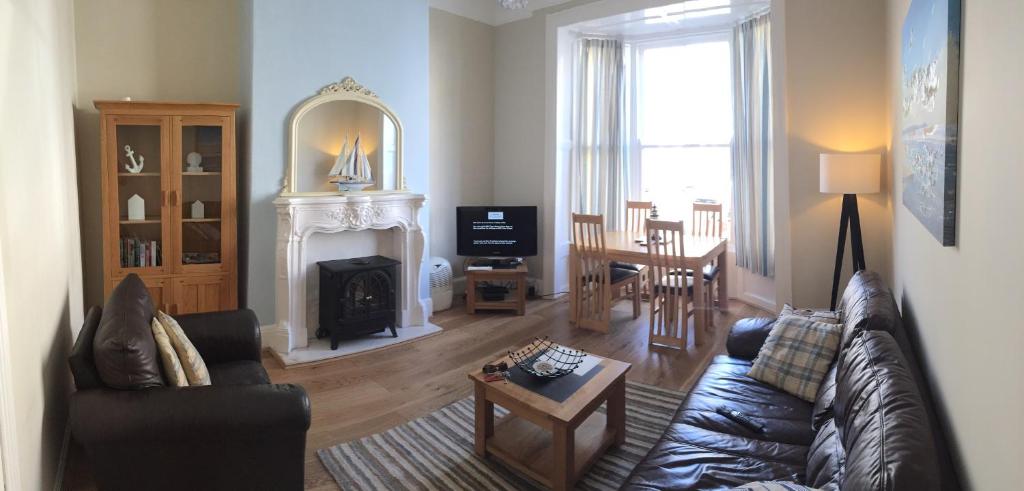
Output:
top-left (285, 77), bottom-right (404, 194)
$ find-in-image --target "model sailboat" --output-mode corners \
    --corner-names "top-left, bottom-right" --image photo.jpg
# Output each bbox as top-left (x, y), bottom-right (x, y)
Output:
top-left (328, 133), bottom-right (374, 191)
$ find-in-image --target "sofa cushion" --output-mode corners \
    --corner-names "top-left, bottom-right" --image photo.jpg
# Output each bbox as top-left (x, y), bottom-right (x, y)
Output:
top-left (208, 360), bottom-right (271, 386)
top-left (727, 317), bottom-right (777, 360)
top-left (157, 311), bottom-right (211, 386)
top-left (811, 365), bottom-right (838, 431)
top-left (748, 315), bottom-right (843, 402)
top-left (837, 271), bottom-right (902, 346)
top-left (834, 330), bottom-right (939, 490)
top-left (731, 482), bottom-right (823, 491)
top-left (92, 274), bottom-right (165, 389)
top-left (678, 356), bottom-right (817, 446)
top-left (69, 306), bottom-right (105, 391)
top-left (838, 271), bottom-right (962, 490)
top-left (151, 318), bottom-right (188, 387)
top-left (623, 422), bottom-right (808, 490)
top-left (804, 418), bottom-right (844, 490)
top-left (781, 304), bottom-right (842, 324)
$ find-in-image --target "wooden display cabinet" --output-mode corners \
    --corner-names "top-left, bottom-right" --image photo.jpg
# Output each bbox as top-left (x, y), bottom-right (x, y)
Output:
top-left (97, 101), bottom-right (239, 314)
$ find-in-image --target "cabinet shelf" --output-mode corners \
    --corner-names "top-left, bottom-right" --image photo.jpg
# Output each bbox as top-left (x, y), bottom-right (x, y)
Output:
top-left (120, 217), bottom-right (161, 224)
top-left (118, 172), bottom-right (160, 177)
top-left (183, 218), bottom-right (221, 223)
top-left (182, 172), bottom-right (222, 176)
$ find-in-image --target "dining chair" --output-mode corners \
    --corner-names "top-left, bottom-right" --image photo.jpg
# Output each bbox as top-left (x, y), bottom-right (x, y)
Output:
top-left (617, 201), bottom-right (653, 295)
top-left (571, 213), bottom-right (641, 333)
top-left (626, 201), bottom-right (653, 234)
top-left (646, 219), bottom-right (695, 349)
top-left (690, 202), bottom-right (724, 324)
top-left (692, 202), bottom-right (724, 237)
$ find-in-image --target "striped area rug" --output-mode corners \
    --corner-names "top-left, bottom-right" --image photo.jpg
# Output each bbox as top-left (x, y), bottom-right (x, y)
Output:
top-left (317, 381), bottom-right (686, 490)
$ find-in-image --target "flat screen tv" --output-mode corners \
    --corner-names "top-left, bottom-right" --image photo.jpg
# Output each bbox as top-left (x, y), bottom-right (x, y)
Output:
top-left (456, 206), bottom-right (538, 257)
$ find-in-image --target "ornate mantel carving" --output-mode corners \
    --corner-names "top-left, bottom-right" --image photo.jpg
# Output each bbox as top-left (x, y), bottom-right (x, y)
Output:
top-left (318, 76), bottom-right (378, 98)
top-left (270, 192), bottom-right (427, 353)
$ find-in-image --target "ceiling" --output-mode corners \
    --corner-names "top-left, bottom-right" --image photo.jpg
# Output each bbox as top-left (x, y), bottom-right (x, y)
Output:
top-left (569, 0), bottom-right (770, 38)
top-left (429, 0), bottom-right (573, 26)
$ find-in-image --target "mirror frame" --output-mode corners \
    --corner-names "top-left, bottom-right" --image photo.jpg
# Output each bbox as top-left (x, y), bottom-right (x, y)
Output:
top-left (284, 76), bottom-right (405, 195)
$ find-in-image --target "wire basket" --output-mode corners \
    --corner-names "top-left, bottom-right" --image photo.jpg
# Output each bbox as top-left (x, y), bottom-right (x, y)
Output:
top-left (508, 337), bottom-right (586, 378)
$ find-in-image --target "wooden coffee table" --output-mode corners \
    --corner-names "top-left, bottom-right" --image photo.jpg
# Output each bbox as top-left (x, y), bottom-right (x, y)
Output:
top-left (468, 350), bottom-right (631, 491)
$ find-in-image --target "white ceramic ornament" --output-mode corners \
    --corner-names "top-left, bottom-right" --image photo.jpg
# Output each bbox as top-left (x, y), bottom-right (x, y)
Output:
top-left (127, 194), bottom-right (145, 221)
top-left (191, 201), bottom-right (205, 219)
top-left (186, 152), bottom-right (203, 172)
top-left (123, 145), bottom-right (144, 173)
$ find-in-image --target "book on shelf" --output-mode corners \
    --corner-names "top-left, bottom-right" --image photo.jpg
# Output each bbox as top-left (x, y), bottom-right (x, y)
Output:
top-left (120, 237), bottom-right (161, 268)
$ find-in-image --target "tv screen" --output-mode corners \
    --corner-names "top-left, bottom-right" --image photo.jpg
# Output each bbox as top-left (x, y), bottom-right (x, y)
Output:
top-left (456, 206), bottom-right (538, 257)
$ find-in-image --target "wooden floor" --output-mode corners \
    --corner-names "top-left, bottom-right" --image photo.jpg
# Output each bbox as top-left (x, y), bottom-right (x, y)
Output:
top-left (65, 296), bottom-right (767, 490)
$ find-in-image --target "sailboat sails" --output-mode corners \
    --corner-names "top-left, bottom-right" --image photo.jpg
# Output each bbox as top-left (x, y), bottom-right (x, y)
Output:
top-left (328, 133), bottom-right (373, 184)
top-left (328, 135), bottom-right (349, 177)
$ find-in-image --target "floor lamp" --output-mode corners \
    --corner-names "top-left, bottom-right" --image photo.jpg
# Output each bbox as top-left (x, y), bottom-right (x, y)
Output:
top-left (820, 153), bottom-right (880, 310)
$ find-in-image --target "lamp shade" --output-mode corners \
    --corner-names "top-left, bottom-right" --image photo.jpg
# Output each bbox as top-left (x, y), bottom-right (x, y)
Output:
top-left (819, 153), bottom-right (880, 194)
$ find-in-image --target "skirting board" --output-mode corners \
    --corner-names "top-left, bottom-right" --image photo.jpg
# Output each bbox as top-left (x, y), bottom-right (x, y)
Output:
top-left (736, 292), bottom-right (777, 312)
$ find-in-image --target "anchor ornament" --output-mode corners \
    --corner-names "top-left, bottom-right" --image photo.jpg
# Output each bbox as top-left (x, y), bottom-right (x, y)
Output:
top-left (123, 145), bottom-right (145, 173)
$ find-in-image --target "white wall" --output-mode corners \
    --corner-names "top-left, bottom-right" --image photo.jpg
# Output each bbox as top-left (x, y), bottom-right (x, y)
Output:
top-left (886, 0), bottom-right (1024, 488)
top-left (782, 0), bottom-right (891, 308)
top-left (0, 0), bottom-right (84, 489)
top-left (494, 8), bottom-right (553, 284)
top-left (429, 9), bottom-right (496, 280)
top-left (244, 0), bottom-right (431, 325)
top-left (73, 0), bottom-right (243, 309)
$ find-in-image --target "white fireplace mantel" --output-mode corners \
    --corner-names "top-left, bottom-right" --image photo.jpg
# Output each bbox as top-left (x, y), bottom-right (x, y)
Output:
top-left (268, 192), bottom-right (427, 353)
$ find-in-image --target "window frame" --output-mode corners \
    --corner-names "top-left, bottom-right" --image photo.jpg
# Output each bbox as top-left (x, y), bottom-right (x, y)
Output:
top-left (626, 30), bottom-right (735, 234)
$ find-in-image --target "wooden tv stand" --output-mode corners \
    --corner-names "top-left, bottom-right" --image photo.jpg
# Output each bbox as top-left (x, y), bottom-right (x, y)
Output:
top-left (464, 259), bottom-right (527, 315)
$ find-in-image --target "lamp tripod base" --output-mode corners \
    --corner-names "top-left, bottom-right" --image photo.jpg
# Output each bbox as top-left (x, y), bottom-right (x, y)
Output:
top-left (830, 193), bottom-right (866, 310)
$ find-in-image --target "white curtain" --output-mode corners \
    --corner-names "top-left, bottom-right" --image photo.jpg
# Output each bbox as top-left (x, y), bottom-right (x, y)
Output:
top-left (570, 38), bottom-right (629, 230)
top-left (731, 14), bottom-right (775, 277)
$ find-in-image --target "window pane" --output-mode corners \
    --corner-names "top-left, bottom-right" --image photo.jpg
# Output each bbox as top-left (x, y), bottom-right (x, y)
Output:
top-left (640, 146), bottom-right (732, 236)
top-left (639, 41), bottom-right (732, 146)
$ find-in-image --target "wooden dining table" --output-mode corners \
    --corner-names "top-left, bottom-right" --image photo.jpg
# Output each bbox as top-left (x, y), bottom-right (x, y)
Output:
top-left (569, 230), bottom-right (729, 347)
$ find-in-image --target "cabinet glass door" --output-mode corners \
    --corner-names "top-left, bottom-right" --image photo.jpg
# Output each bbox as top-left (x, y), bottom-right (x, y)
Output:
top-left (173, 116), bottom-right (229, 273)
top-left (109, 116), bottom-right (170, 275)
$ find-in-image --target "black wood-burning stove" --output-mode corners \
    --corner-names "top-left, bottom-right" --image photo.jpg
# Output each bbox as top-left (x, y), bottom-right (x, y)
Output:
top-left (316, 255), bottom-right (399, 349)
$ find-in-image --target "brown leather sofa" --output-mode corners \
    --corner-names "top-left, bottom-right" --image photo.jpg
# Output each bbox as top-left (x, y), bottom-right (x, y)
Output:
top-left (68, 275), bottom-right (311, 490)
top-left (622, 271), bottom-right (961, 490)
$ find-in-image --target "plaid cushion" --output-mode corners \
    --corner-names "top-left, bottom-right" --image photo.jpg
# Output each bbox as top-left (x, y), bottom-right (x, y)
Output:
top-left (781, 303), bottom-right (842, 324)
top-left (748, 315), bottom-right (843, 402)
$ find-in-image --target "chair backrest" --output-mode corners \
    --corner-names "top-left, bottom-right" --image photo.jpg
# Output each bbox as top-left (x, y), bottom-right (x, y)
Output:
top-left (626, 201), bottom-right (653, 234)
top-left (646, 219), bottom-right (689, 346)
top-left (572, 213), bottom-right (608, 278)
top-left (692, 202), bottom-right (723, 237)
top-left (572, 213), bottom-right (612, 328)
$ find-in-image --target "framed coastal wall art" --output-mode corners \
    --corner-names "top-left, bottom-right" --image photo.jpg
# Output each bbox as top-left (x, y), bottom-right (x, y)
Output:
top-left (900, 0), bottom-right (962, 246)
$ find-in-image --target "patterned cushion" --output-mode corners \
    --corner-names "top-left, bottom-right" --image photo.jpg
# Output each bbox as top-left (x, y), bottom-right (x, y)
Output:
top-left (748, 315), bottom-right (843, 402)
top-left (731, 482), bottom-right (822, 490)
top-left (780, 304), bottom-right (841, 324)
top-left (150, 318), bottom-right (188, 387)
top-left (156, 311), bottom-right (211, 386)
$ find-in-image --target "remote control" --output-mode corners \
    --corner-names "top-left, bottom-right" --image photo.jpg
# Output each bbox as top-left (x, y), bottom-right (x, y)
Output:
top-left (716, 406), bottom-right (766, 433)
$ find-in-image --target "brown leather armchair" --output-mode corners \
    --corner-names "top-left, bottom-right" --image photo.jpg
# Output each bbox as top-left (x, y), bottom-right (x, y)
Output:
top-left (68, 278), bottom-right (310, 491)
